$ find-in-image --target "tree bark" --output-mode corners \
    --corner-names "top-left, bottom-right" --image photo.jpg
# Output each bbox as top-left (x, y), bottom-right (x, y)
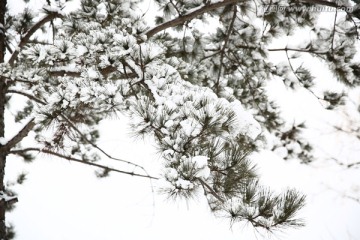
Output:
top-left (0, 0), bottom-right (7, 238)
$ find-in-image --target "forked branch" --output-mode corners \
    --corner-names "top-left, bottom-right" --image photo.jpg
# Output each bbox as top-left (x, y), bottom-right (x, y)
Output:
top-left (6, 90), bottom-right (154, 179)
top-left (8, 10), bottom-right (63, 66)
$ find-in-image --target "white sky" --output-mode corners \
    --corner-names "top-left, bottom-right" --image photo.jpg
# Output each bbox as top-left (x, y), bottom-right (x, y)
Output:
top-left (5, 0), bottom-right (360, 239)
top-left (5, 115), bottom-right (360, 240)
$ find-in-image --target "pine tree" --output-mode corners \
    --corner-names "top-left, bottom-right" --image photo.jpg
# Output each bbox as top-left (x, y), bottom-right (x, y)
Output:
top-left (1, 0), bottom-right (360, 238)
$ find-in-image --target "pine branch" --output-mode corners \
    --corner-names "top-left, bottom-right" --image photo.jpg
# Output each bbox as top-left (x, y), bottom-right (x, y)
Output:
top-left (48, 69), bottom-right (83, 78)
top-left (344, 161), bottom-right (360, 168)
top-left (49, 65), bottom-right (137, 79)
top-left (298, 0), bottom-right (359, 40)
top-left (50, 65), bottom-right (119, 77)
top-left (9, 148), bottom-right (158, 179)
top-left (215, 4), bottom-right (237, 94)
top-left (59, 114), bottom-right (151, 174)
top-left (26, 39), bottom-right (53, 45)
top-left (0, 119), bottom-right (35, 152)
top-left (330, 10), bottom-right (338, 53)
top-left (198, 178), bottom-right (225, 203)
top-left (169, 0), bottom-right (182, 16)
top-left (283, 50), bottom-right (325, 106)
top-left (7, 89), bottom-right (153, 179)
top-left (268, 47), bottom-right (328, 55)
top-left (145, 0), bottom-right (240, 38)
top-left (6, 78), bottom-right (34, 86)
top-left (226, 50), bottom-right (268, 115)
top-left (6, 89), bottom-right (46, 105)
top-left (8, 10), bottom-right (63, 66)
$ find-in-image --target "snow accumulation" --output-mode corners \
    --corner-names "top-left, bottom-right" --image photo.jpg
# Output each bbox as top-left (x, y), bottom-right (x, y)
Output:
top-left (85, 67), bottom-right (100, 80)
top-left (192, 155), bottom-right (211, 179)
top-left (163, 155), bottom-right (210, 190)
top-left (175, 179), bottom-right (194, 190)
top-left (0, 137), bottom-right (8, 146)
top-left (229, 100), bottom-right (261, 140)
top-left (0, 191), bottom-right (17, 203)
top-left (143, 62), bottom-right (261, 141)
top-left (96, 2), bottom-right (108, 21)
top-left (42, 5), bottom-right (63, 13)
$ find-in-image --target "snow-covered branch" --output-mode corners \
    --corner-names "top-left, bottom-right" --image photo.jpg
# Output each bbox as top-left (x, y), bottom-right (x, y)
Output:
top-left (8, 10), bottom-right (63, 66)
top-left (145, 0), bottom-right (239, 38)
top-left (0, 191), bottom-right (17, 205)
top-left (49, 65), bottom-right (137, 79)
top-left (7, 90), bottom-right (46, 105)
top-left (0, 119), bottom-right (35, 152)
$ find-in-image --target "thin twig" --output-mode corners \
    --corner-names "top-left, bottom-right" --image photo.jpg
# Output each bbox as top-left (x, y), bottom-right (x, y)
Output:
top-left (9, 148), bottom-right (158, 179)
top-left (169, 0), bottom-right (182, 16)
top-left (268, 47), bottom-right (327, 55)
top-left (59, 114), bottom-right (153, 178)
top-left (330, 9), bottom-right (338, 53)
top-left (7, 88), bottom-right (154, 179)
top-left (284, 50), bottom-right (325, 106)
top-left (7, 89), bottom-right (46, 105)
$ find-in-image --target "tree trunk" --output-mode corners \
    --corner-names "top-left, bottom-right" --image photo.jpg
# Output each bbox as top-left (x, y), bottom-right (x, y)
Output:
top-left (0, 0), bottom-right (8, 238)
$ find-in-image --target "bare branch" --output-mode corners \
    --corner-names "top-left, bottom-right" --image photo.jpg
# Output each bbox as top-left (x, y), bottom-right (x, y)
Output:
top-left (50, 65), bottom-right (116, 77)
top-left (48, 69), bottom-right (82, 78)
top-left (59, 114), bottom-right (152, 175)
top-left (268, 47), bottom-right (328, 55)
top-left (145, 0), bottom-right (240, 39)
top-left (49, 65), bottom-right (137, 79)
top-left (26, 39), bottom-right (53, 45)
top-left (8, 10), bottom-right (63, 66)
top-left (347, 161), bottom-right (360, 168)
top-left (7, 89), bottom-right (46, 104)
top-left (330, 9), bottom-right (338, 53)
top-left (328, 156), bottom-right (360, 168)
top-left (10, 148), bottom-right (159, 180)
top-left (344, 194), bottom-right (360, 203)
top-left (170, 0), bottom-right (182, 16)
top-left (284, 50), bottom-right (325, 106)
top-left (0, 119), bottom-right (35, 152)
top-left (7, 89), bottom-right (153, 178)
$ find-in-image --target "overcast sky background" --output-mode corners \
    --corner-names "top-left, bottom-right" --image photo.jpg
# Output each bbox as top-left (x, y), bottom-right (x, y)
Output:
top-left (5, 0), bottom-right (360, 239)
